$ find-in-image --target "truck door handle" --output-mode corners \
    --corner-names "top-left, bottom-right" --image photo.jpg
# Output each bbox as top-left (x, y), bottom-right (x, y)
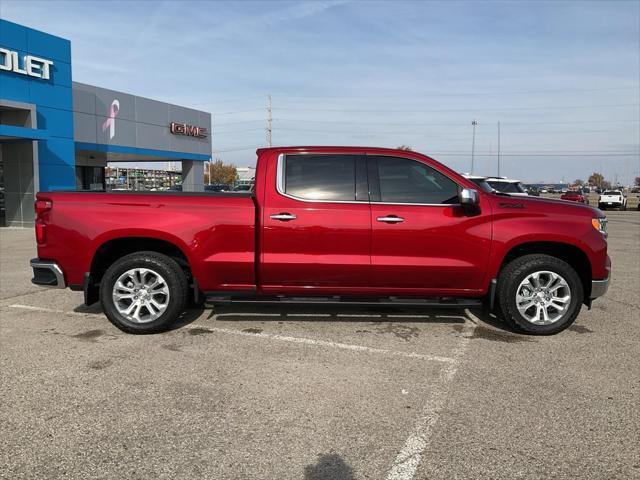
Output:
top-left (270, 213), bottom-right (297, 221)
top-left (377, 215), bottom-right (404, 223)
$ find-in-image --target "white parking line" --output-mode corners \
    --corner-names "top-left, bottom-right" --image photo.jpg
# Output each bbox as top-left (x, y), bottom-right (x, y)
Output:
top-left (6, 304), bottom-right (456, 364)
top-left (190, 325), bottom-right (456, 363)
top-left (8, 304), bottom-right (100, 317)
top-left (385, 308), bottom-right (478, 480)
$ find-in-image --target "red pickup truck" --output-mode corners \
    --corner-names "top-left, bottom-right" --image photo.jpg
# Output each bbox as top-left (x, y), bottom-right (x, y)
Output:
top-left (31, 146), bottom-right (610, 335)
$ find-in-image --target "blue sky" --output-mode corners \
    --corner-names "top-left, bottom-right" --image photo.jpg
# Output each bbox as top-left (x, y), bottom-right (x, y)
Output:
top-left (2, 0), bottom-right (639, 183)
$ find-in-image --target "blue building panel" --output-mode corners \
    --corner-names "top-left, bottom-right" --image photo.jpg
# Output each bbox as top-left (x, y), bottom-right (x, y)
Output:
top-left (38, 162), bottom-right (76, 192)
top-left (29, 81), bottom-right (73, 111)
top-left (26, 27), bottom-right (71, 63)
top-left (51, 61), bottom-right (72, 88)
top-left (0, 19), bottom-right (28, 51)
top-left (38, 137), bottom-right (76, 167)
top-left (0, 66), bottom-right (30, 102)
top-left (36, 106), bottom-right (74, 139)
top-left (1, 19), bottom-right (76, 192)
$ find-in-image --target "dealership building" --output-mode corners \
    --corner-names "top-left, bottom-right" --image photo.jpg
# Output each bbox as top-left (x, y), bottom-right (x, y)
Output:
top-left (0, 19), bottom-right (211, 227)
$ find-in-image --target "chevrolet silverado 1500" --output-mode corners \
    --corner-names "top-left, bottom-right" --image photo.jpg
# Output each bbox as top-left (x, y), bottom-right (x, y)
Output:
top-left (30, 147), bottom-right (610, 335)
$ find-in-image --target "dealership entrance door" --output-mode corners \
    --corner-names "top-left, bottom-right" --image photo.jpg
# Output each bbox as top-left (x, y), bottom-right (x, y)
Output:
top-left (0, 139), bottom-right (38, 227)
top-left (0, 101), bottom-right (42, 227)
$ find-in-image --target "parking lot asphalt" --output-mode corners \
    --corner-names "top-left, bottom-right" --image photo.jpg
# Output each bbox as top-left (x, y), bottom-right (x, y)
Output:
top-left (1, 210), bottom-right (639, 480)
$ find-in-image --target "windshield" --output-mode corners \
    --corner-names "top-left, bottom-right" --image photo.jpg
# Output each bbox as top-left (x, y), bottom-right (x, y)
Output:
top-left (564, 191), bottom-right (581, 196)
top-left (603, 190), bottom-right (620, 195)
top-left (467, 178), bottom-right (494, 193)
top-left (488, 181), bottom-right (526, 194)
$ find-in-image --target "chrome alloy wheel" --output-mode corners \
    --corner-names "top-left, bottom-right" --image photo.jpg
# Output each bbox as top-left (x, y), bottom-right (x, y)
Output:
top-left (112, 268), bottom-right (170, 323)
top-left (515, 271), bottom-right (572, 325)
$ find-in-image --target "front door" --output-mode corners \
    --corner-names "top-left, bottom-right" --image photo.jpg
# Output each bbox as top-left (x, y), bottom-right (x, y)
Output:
top-left (368, 155), bottom-right (492, 294)
top-left (260, 153), bottom-right (371, 293)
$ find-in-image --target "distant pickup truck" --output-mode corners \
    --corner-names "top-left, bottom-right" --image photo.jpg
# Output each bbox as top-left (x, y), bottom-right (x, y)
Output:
top-left (598, 190), bottom-right (627, 211)
top-left (31, 147), bottom-right (610, 335)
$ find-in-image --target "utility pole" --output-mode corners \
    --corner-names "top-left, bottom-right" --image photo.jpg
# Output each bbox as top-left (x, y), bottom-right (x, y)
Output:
top-left (497, 121), bottom-right (501, 177)
top-left (470, 120), bottom-right (478, 174)
top-left (266, 94), bottom-right (272, 147)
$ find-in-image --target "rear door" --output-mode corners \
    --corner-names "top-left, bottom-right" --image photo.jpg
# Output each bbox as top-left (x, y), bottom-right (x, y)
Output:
top-left (368, 155), bottom-right (492, 293)
top-left (260, 153), bottom-right (371, 292)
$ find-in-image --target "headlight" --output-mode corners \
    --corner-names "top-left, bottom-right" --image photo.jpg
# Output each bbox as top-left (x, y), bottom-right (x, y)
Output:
top-left (592, 217), bottom-right (607, 236)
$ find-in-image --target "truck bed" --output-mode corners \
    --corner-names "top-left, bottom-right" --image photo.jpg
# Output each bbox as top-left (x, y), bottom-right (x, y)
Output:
top-left (35, 190), bottom-right (257, 293)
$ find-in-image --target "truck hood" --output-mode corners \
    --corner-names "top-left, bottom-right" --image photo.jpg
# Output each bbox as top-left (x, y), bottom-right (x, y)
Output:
top-left (490, 193), bottom-right (603, 217)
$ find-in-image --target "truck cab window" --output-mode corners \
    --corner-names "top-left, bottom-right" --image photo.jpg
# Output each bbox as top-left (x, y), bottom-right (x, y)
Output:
top-left (284, 155), bottom-right (359, 201)
top-left (373, 156), bottom-right (459, 204)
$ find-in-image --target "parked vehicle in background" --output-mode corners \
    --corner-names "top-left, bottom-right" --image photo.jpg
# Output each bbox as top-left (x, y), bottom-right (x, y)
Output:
top-left (30, 146), bottom-right (610, 336)
top-left (463, 174), bottom-right (494, 192)
top-left (232, 184), bottom-right (253, 192)
top-left (486, 177), bottom-right (528, 196)
top-left (204, 184), bottom-right (231, 192)
top-left (598, 190), bottom-right (627, 210)
top-left (525, 186), bottom-right (541, 196)
top-left (561, 190), bottom-right (589, 204)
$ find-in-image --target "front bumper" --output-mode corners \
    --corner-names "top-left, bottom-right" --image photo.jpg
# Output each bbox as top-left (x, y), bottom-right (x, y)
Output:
top-left (590, 274), bottom-right (610, 300)
top-left (30, 258), bottom-right (66, 289)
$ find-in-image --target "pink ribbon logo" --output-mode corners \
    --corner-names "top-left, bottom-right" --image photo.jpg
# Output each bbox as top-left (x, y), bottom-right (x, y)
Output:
top-left (102, 99), bottom-right (120, 140)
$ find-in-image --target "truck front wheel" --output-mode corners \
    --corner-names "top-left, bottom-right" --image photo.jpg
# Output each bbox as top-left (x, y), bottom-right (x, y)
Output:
top-left (100, 251), bottom-right (188, 334)
top-left (497, 254), bottom-right (583, 335)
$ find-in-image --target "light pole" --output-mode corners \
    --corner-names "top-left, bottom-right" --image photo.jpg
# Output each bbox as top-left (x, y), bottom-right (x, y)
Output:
top-left (497, 121), bottom-right (501, 177)
top-left (471, 120), bottom-right (478, 174)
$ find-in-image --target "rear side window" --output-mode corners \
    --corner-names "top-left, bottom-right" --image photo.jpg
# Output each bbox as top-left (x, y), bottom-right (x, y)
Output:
top-left (284, 154), bottom-right (361, 201)
top-left (373, 156), bottom-right (459, 204)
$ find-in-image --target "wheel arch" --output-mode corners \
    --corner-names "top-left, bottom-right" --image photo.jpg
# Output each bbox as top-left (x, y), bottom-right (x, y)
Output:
top-left (86, 236), bottom-right (193, 305)
top-left (497, 241), bottom-right (592, 301)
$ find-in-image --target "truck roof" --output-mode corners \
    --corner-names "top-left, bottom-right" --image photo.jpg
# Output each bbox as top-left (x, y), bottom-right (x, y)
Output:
top-left (256, 146), bottom-right (433, 156)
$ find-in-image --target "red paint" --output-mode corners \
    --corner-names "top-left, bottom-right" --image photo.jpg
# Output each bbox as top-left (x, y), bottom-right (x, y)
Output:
top-left (35, 146), bottom-right (610, 297)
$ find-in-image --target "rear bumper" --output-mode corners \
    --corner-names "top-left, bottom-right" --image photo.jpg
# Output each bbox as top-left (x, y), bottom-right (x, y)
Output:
top-left (30, 258), bottom-right (66, 289)
top-left (590, 274), bottom-right (610, 300)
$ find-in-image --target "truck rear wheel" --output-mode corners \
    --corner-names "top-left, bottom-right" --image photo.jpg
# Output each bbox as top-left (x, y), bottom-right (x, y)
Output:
top-left (497, 254), bottom-right (583, 335)
top-left (100, 251), bottom-right (188, 334)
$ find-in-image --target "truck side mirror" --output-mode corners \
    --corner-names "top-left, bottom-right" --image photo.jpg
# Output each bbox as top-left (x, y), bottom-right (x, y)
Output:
top-left (460, 188), bottom-right (479, 207)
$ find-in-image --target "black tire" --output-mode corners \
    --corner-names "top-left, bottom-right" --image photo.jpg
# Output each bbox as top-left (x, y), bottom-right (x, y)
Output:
top-left (598, 204), bottom-right (606, 211)
top-left (496, 254), bottom-right (583, 335)
top-left (100, 251), bottom-right (189, 334)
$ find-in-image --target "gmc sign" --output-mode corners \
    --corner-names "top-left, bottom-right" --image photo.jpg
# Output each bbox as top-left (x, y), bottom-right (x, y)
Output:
top-left (170, 122), bottom-right (208, 138)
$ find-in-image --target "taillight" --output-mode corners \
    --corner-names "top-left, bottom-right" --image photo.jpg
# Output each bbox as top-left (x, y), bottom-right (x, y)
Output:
top-left (34, 199), bottom-right (52, 244)
top-left (35, 222), bottom-right (46, 244)
top-left (35, 199), bottom-right (52, 216)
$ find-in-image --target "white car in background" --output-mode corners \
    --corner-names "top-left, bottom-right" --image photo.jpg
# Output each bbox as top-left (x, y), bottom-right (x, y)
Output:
top-left (486, 177), bottom-right (529, 196)
top-left (598, 190), bottom-right (627, 210)
top-left (462, 174), bottom-right (495, 192)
